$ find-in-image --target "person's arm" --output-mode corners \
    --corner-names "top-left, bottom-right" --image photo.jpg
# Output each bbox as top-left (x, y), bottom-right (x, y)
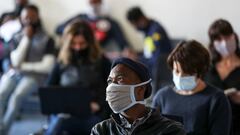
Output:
top-left (153, 23), bottom-right (172, 53)
top-left (19, 54), bottom-right (55, 74)
top-left (208, 92), bottom-right (232, 135)
top-left (228, 91), bottom-right (240, 104)
top-left (91, 56), bottom-right (111, 118)
top-left (19, 38), bottom-right (56, 74)
top-left (10, 36), bottom-right (30, 68)
top-left (101, 56), bottom-right (111, 85)
top-left (45, 63), bottom-right (61, 86)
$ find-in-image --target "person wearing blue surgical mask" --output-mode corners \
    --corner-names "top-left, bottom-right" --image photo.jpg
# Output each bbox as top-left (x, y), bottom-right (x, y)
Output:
top-left (205, 19), bottom-right (240, 135)
top-left (152, 40), bottom-right (232, 135)
top-left (91, 57), bottom-right (185, 135)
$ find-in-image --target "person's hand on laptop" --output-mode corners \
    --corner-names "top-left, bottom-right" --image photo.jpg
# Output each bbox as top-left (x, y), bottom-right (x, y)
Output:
top-left (90, 101), bottom-right (100, 113)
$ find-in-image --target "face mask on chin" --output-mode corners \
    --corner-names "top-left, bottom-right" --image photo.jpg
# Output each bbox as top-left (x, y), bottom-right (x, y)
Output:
top-left (106, 79), bottom-right (151, 113)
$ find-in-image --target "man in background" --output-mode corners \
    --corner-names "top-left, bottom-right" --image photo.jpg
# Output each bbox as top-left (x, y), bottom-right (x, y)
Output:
top-left (55, 0), bottom-right (133, 60)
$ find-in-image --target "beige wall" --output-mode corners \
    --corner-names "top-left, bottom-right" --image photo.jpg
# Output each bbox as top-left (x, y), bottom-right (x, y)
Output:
top-left (1, 0), bottom-right (240, 50)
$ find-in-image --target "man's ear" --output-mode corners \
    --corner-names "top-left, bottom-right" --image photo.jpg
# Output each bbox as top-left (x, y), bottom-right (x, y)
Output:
top-left (136, 86), bottom-right (146, 100)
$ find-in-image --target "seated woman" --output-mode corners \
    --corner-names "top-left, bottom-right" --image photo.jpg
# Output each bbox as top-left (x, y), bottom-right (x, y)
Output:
top-left (152, 40), bottom-right (232, 135)
top-left (45, 21), bottom-right (111, 135)
top-left (205, 19), bottom-right (240, 135)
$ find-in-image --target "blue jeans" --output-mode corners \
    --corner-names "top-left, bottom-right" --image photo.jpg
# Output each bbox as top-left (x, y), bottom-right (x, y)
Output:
top-left (0, 70), bottom-right (37, 134)
top-left (2, 59), bottom-right (10, 73)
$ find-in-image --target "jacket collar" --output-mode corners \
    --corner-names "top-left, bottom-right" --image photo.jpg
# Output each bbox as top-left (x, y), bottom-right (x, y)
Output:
top-left (110, 107), bottom-right (156, 128)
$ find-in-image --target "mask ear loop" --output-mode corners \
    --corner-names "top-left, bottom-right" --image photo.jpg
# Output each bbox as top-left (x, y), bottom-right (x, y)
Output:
top-left (112, 79), bottom-right (152, 113)
top-left (106, 79), bottom-right (152, 102)
top-left (130, 79), bottom-right (152, 102)
top-left (173, 71), bottom-right (180, 83)
top-left (134, 79), bottom-right (152, 87)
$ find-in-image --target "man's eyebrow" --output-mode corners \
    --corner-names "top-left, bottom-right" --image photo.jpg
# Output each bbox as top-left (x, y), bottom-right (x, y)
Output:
top-left (108, 73), bottom-right (125, 79)
top-left (115, 73), bottom-right (126, 77)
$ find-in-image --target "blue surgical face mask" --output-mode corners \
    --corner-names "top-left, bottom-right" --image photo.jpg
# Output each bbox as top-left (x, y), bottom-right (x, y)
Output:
top-left (173, 72), bottom-right (197, 91)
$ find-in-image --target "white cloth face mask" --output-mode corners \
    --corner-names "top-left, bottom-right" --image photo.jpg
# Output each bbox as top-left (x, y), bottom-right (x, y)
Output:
top-left (106, 79), bottom-right (151, 113)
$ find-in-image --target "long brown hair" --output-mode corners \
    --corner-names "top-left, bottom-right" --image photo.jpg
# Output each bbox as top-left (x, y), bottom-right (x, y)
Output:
top-left (58, 20), bottom-right (102, 65)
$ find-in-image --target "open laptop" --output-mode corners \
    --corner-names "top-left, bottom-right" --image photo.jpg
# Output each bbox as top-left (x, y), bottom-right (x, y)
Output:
top-left (38, 86), bottom-right (93, 118)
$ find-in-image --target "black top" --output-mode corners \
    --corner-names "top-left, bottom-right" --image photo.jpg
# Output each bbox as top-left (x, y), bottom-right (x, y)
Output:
top-left (205, 66), bottom-right (240, 120)
top-left (152, 85), bottom-right (232, 135)
top-left (47, 56), bottom-right (111, 119)
top-left (47, 56), bottom-right (110, 101)
top-left (205, 66), bottom-right (240, 90)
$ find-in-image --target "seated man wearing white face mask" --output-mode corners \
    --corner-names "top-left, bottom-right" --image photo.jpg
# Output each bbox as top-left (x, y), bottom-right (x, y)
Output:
top-left (152, 40), bottom-right (232, 135)
top-left (91, 57), bottom-right (185, 135)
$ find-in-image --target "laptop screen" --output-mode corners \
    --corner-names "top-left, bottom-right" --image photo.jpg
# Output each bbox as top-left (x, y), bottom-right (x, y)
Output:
top-left (38, 86), bottom-right (93, 118)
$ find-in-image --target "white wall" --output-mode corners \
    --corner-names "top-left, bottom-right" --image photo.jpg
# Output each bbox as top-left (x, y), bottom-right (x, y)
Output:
top-left (0, 0), bottom-right (240, 50)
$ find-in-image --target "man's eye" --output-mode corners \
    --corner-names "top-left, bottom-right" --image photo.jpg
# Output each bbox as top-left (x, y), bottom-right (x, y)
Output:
top-left (107, 79), bottom-right (112, 85)
top-left (117, 76), bottom-right (124, 81)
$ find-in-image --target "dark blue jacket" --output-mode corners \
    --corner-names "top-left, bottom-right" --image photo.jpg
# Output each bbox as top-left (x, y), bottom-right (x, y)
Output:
top-left (56, 14), bottom-right (129, 50)
top-left (140, 20), bottom-right (172, 69)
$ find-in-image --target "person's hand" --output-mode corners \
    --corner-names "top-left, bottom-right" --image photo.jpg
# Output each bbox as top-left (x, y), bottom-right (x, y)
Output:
top-left (224, 88), bottom-right (237, 95)
top-left (5, 68), bottom-right (20, 77)
top-left (90, 101), bottom-right (101, 113)
top-left (228, 91), bottom-right (240, 104)
top-left (9, 63), bottom-right (20, 71)
top-left (23, 25), bottom-right (34, 38)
